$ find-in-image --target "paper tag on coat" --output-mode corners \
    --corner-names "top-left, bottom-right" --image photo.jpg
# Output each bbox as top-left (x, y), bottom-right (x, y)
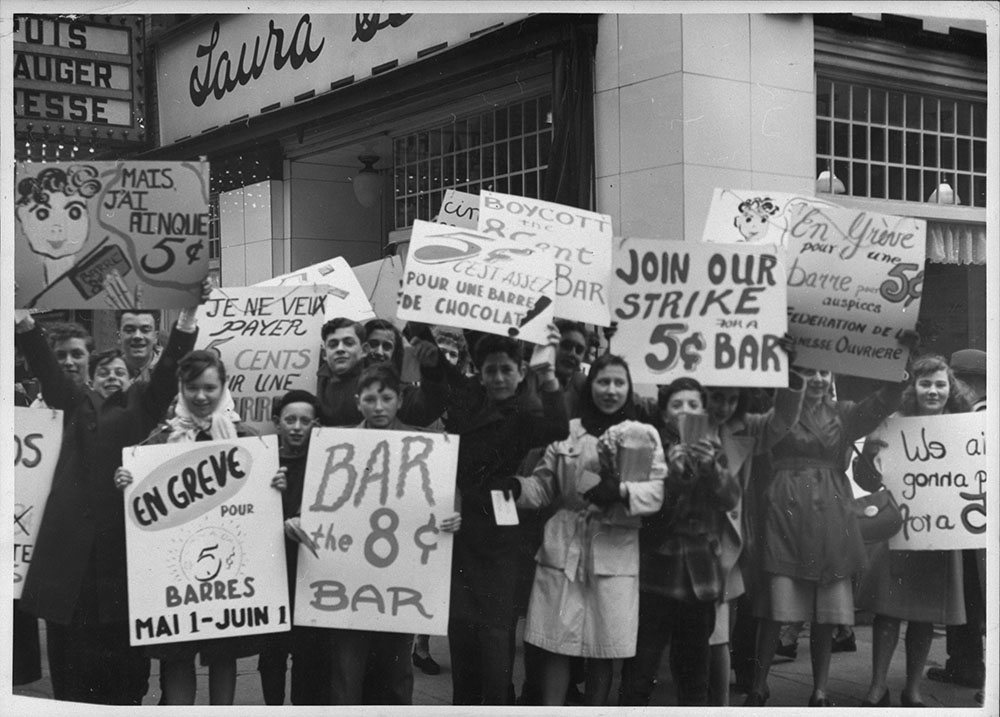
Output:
top-left (491, 490), bottom-right (520, 525)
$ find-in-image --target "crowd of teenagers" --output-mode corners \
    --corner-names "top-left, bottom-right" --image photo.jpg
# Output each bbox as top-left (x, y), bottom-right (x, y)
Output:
top-left (12, 284), bottom-right (987, 707)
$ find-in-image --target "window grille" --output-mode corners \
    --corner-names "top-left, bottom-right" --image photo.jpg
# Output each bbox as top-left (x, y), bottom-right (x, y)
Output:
top-left (816, 77), bottom-right (986, 207)
top-left (392, 94), bottom-right (553, 229)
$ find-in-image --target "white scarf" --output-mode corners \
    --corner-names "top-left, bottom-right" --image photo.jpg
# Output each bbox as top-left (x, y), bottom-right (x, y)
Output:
top-left (165, 385), bottom-right (241, 443)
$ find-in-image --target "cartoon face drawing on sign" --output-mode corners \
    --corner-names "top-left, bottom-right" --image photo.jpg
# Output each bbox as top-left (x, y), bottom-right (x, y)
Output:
top-left (733, 196), bottom-right (779, 243)
top-left (179, 526), bottom-right (243, 583)
top-left (16, 165), bottom-right (104, 284)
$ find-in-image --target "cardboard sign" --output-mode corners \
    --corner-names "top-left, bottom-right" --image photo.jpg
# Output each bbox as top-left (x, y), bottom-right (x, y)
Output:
top-left (435, 189), bottom-right (479, 229)
top-left (352, 256), bottom-right (407, 331)
top-left (294, 427), bottom-right (458, 635)
top-left (610, 238), bottom-right (788, 386)
top-left (701, 188), bottom-right (841, 247)
top-left (15, 161), bottom-right (210, 309)
top-left (197, 286), bottom-right (327, 433)
top-left (13, 408), bottom-right (63, 598)
top-left (397, 219), bottom-right (555, 345)
top-left (477, 191), bottom-right (613, 326)
top-left (122, 436), bottom-right (288, 646)
top-left (255, 256), bottom-right (375, 322)
top-left (876, 414), bottom-right (987, 550)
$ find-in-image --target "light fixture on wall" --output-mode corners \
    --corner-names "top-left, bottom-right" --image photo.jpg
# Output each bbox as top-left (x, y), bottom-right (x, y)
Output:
top-left (927, 174), bottom-right (960, 205)
top-left (815, 162), bottom-right (846, 194)
top-left (353, 154), bottom-right (382, 208)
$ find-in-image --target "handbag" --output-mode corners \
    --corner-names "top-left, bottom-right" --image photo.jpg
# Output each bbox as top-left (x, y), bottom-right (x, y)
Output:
top-left (850, 441), bottom-right (903, 542)
top-left (853, 488), bottom-right (903, 543)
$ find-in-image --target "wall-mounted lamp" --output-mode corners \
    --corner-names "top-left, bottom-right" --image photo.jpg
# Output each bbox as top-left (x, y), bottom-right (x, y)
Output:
top-left (816, 162), bottom-right (845, 195)
top-left (353, 155), bottom-right (382, 208)
top-left (927, 176), bottom-right (960, 205)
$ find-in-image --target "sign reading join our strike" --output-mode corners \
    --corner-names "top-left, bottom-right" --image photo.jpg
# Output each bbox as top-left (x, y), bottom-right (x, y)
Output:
top-left (255, 256), bottom-right (376, 322)
top-left (14, 161), bottom-right (211, 310)
top-left (875, 414), bottom-right (987, 550)
top-left (610, 238), bottom-right (788, 387)
top-left (295, 428), bottom-right (458, 635)
top-left (198, 286), bottom-right (327, 433)
top-left (14, 408), bottom-right (63, 598)
top-left (702, 189), bottom-right (926, 381)
top-left (398, 220), bottom-right (556, 345)
top-left (123, 436), bottom-right (287, 646)
top-left (477, 191), bottom-right (614, 326)
top-left (435, 189), bottom-right (479, 229)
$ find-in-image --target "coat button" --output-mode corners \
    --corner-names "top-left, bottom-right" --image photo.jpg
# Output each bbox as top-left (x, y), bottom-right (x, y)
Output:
top-left (730, 510), bottom-right (739, 519)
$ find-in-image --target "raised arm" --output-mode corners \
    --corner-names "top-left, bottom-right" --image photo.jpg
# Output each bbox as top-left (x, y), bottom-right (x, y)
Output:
top-left (14, 313), bottom-right (84, 412)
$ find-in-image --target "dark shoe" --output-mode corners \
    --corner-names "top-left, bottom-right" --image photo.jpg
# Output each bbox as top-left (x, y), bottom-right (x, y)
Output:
top-left (412, 652), bottom-right (441, 675)
top-left (743, 688), bottom-right (769, 706)
top-left (775, 641), bottom-right (798, 660)
top-left (809, 694), bottom-right (833, 707)
top-left (831, 631), bottom-right (857, 653)
top-left (861, 690), bottom-right (891, 707)
top-left (926, 665), bottom-right (984, 689)
top-left (901, 692), bottom-right (926, 708)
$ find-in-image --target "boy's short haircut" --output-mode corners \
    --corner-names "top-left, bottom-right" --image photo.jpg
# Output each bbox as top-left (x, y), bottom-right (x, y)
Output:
top-left (554, 318), bottom-right (591, 344)
top-left (321, 317), bottom-right (364, 343)
top-left (116, 309), bottom-right (160, 331)
top-left (357, 364), bottom-right (402, 396)
top-left (88, 348), bottom-right (126, 379)
top-left (47, 322), bottom-right (95, 352)
top-left (473, 334), bottom-right (523, 366)
top-left (272, 389), bottom-right (320, 419)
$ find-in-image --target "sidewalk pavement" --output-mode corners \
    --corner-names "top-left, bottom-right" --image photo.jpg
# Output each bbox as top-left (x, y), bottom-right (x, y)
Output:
top-left (11, 621), bottom-right (988, 709)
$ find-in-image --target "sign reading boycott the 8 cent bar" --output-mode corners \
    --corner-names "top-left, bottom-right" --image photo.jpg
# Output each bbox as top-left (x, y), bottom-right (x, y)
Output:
top-left (477, 191), bottom-right (613, 326)
top-left (610, 238), bottom-right (788, 386)
top-left (197, 286), bottom-right (327, 434)
top-left (397, 219), bottom-right (555, 345)
top-left (873, 413), bottom-right (987, 551)
top-left (14, 407), bottom-right (63, 598)
top-left (295, 428), bottom-right (458, 636)
top-left (14, 161), bottom-right (210, 309)
top-left (123, 436), bottom-right (287, 646)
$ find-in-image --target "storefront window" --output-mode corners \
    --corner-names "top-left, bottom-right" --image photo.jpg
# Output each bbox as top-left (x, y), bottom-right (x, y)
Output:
top-left (392, 94), bottom-right (553, 228)
top-left (816, 78), bottom-right (987, 207)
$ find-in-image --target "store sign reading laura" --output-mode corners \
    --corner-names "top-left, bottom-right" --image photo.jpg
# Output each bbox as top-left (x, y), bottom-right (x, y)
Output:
top-left (123, 436), bottom-right (288, 646)
top-left (610, 238), bottom-right (788, 386)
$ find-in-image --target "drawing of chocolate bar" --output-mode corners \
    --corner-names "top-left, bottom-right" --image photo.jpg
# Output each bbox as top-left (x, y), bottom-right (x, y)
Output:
top-left (68, 244), bottom-right (132, 300)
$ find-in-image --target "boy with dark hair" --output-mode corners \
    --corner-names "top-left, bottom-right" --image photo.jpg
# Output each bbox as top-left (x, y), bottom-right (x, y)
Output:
top-left (315, 317), bottom-right (448, 428)
top-left (116, 309), bottom-right (162, 381)
top-left (443, 329), bottom-right (568, 705)
top-left (257, 389), bottom-right (328, 705)
top-left (363, 318), bottom-right (405, 372)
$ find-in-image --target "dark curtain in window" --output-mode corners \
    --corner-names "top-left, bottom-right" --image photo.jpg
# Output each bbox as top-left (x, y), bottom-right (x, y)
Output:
top-left (542, 19), bottom-right (597, 210)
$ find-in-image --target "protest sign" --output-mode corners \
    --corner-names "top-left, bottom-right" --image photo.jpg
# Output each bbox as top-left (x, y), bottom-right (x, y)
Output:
top-left (783, 203), bottom-right (925, 381)
top-left (610, 238), bottom-right (788, 386)
top-left (398, 219), bottom-right (555, 345)
top-left (701, 188), bottom-right (840, 246)
top-left (13, 408), bottom-right (63, 598)
top-left (294, 427), bottom-right (458, 635)
top-left (122, 435), bottom-right (287, 646)
top-left (352, 256), bottom-right (406, 330)
top-left (477, 191), bottom-right (613, 325)
top-left (255, 256), bottom-right (375, 322)
top-left (874, 414), bottom-right (987, 550)
top-left (197, 286), bottom-right (327, 433)
top-left (435, 189), bottom-right (479, 229)
top-left (15, 161), bottom-right (210, 309)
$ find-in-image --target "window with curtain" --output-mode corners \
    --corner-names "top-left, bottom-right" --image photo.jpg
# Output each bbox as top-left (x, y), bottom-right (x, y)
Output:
top-left (392, 94), bottom-right (553, 229)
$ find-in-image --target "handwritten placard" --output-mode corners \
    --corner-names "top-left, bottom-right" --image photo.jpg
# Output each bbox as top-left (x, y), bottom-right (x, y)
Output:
top-left (197, 286), bottom-right (327, 433)
top-left (255, 256), bottom-right (375, 322)
top-left (397, 219), bottom-right (555, 345)
top-left (123, 436), bottom-right (288, 646)
top-left (294, 428), bottom-right (458, 635)
top-left (876, 414), bottom-right (987, 550)
top-left (435, 189), bottom-right (479, 229)
top-left (610, 237), bottom-right (788, 386)
top-left (14, 408), bottom-right (63, 598)
top-left (14, 161), bottom-right (210, 309)
top-left (701, 188), bottom-right (840, 247)
top-left (477, 191), bottom-right (613, 326)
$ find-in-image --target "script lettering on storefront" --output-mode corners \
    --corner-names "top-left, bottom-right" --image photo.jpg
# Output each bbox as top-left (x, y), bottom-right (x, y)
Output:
top-left (352, 13), bottom-right (413, 43)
